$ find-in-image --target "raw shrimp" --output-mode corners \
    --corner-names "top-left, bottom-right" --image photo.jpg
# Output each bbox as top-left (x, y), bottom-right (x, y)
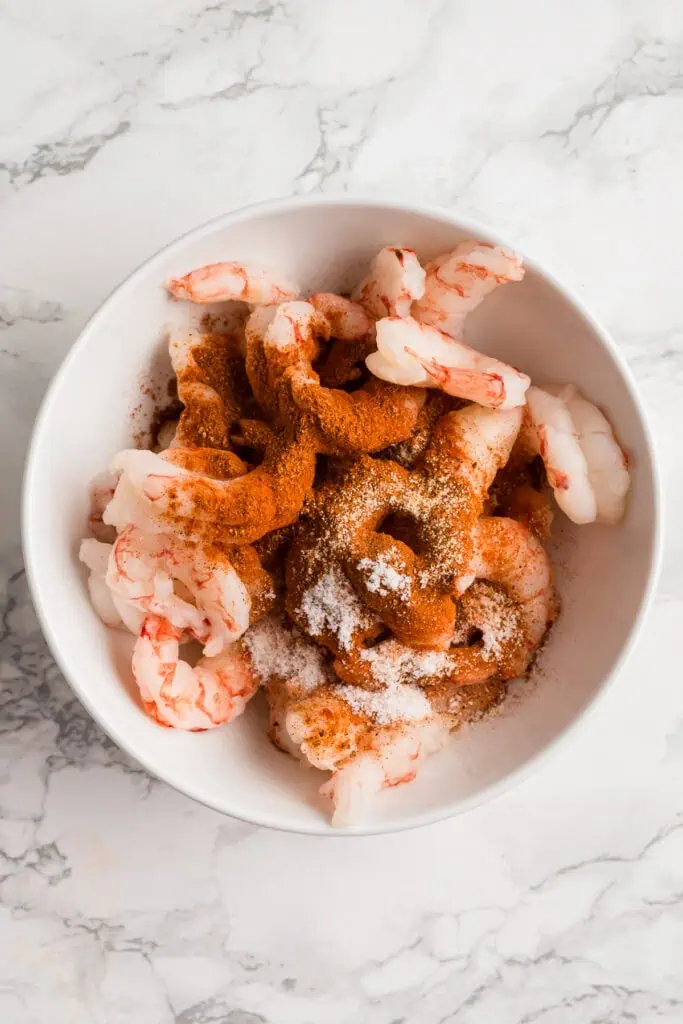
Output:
top-left (168, 327), bottom-right (233, 450)
top-left (319, 719), bottom-right (450, 827)
top-left (252, 300), bottom-right (426, 455)
top-left (166, 261), bottom-right (299, 306)
top-left (168, 325), bottom-right (258, 450)
top-left (80, 538), bottom-right (144, 634)
top-left (107, 525), bottom-right (251, 656)
top-left (275, 678), bottom-right (448, 826)
top-left (110, 433), bottom-right (317, 545)
top-left (524, 385), bottom-right (596, 525)
top-left (247, 619), bottom-right (450, 826)
top-left (353, 246), bottom-right (426, 320)
top-left (80, 538), bottom-right (119, 627)
top-left (413, 240), bottom-right (524, 337)
top-left (103, 451), bottom-right (184, 535)
top-left (133, 614), bottom-right (258, 730)
top-left (562, 385), bottom-right (630, 524)
top-left (262, 299), bottom-right (327, 352)
top-left (106, 447), bottom-right (246, 531)
top-left (366, 316), bottom-right (530, 409)
top-left (471, 515), bottom-right (554, 649)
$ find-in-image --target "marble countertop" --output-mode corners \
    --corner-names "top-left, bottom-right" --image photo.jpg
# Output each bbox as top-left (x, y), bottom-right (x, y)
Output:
top-left (1, 2), bottom-right (682, 1021)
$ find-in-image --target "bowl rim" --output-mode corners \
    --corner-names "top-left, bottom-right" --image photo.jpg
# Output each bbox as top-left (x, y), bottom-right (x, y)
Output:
top-left (21, 194), bottom-right (664, 837)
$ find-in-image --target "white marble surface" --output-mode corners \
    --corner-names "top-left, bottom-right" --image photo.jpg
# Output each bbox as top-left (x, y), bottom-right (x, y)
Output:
top-left (1, 1), bottom-right (682, 1021)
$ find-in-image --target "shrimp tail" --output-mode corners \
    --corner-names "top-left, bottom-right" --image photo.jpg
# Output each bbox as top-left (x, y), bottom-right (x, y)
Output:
top-left (166, 277), bottom-right (192, 301)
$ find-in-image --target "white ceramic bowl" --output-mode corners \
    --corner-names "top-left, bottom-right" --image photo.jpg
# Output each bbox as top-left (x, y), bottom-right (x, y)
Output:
top-left (23, 197), bottom-right (662, 835)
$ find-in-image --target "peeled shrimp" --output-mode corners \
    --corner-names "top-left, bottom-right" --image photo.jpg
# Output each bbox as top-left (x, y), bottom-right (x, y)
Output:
top-left (133, 614), bottom-right (257, 730)
top-left (250, 620), bottom-right (449, 826)
top-left (168, 326), bottom-right (229, 449)
top-left (367, 316), bottom-right (530, 409)
top-left (524, 386), bottom-right (595, 524)
top-left (320, 719), bottom-right (450, 827)
top-left (245, 300), bottom-right (325, 419)
top-left (110, 436), bottom-right (316, 545)
top-left (471, 516), bottom-right (554, 649)
top-left (104, 451), bottom-right (185, 534)
top-left (107, 447), bottom-right (245, 533)
top-left (277, 679), bottom-right (448, 826)
top-left (262, 300), bottom-right (327, 352)
top-left (79, 538), bottom-right (139, 633)
top-left (524, 384), bottom-right (629, 525)
top-left (354, 246), bottom-right (426, 320)
top-left (107, 525), bottom-right (250, 657)
top-left (80, 538), bottom-right (119, 627)
top-left (166, 261), bottom-right (299, 306)
top-left (562, 385), bottom-right (630, 524)
top-left (413, 241), bottom-right (524, 337)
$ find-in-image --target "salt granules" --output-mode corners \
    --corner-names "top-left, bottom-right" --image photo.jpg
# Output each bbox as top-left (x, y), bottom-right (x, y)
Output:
top-left (297, 565), bottom-right (375, 650)
top-left (243, 615), bottom-right (329, 693)
top-left (356, 553), bottom-right (412, 600)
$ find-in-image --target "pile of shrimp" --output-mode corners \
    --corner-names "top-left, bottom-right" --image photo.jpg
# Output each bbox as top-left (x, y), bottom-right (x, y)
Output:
top-left (81, 242), bottom-right (630, 826)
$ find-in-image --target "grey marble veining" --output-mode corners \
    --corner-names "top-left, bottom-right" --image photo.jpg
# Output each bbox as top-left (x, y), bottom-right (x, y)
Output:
top-left (1, 1), bottom-right (682, 1020)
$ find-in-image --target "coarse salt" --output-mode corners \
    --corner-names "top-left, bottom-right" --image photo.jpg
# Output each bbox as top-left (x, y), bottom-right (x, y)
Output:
top-left (334, 678), bottom-right (432, 727)
top-left (333, 642), bottom-right (448, 726)
top-left (357, 554), bottom-right (412, 600)
top-left (243, 615), bottom-right (329, 693)
top-left (359, 644), bottom-right (451, 686)
top-left (298, 566), bottom-right (376, 651)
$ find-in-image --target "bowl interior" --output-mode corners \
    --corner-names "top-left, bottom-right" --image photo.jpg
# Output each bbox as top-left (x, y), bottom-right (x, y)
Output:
top-left (24, 200), bottom-right (659, 834)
